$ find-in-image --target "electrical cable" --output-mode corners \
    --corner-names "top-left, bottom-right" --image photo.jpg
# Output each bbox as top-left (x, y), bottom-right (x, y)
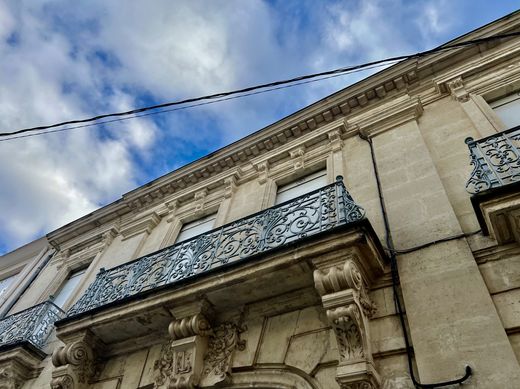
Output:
top-left (359, 133), bottom-right (473, 388)
top-left (0, 61), bottom-right (399, 142)
top-left (385, 229), bottom-right (482, 254)
top-left (1, 31), bottom-right (519, 139)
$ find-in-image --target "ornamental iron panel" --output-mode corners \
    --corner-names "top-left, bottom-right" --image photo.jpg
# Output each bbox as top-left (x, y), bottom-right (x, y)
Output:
top-left (466, 125), bottom-right (520, 194)
top-left (67, 177), bottom-right (365, 317)
top-left (0, 301), bottom-right (64, 350)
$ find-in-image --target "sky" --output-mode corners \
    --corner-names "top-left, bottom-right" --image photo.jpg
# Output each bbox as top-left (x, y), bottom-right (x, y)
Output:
top-left (0, 0), bottom-right (518, 255)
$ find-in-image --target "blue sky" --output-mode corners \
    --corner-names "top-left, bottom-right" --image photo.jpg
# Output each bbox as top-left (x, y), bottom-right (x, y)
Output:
top-left (0, 0), bottom-right (518, 255)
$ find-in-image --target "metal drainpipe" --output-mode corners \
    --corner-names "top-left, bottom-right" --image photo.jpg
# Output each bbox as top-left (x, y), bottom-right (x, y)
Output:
top-left (358, 133), bottom-right (472, 388)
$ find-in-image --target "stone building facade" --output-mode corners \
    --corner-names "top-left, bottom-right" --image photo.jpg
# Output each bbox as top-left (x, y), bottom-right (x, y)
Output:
top-left (1, 11), bottom-right (520, 389)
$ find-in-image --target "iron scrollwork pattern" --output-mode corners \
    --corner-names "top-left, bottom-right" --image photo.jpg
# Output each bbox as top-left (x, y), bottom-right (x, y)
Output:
top-left (465, 125), bottom-right (520, 194)
top-left (68, 177), bottom-right (365, 317)
top-left (0, 301), bottom-right (64, 350)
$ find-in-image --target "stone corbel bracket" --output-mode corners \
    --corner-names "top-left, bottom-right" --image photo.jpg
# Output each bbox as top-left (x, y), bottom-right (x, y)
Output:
top-left (254, 161), bottom-right (270, 185)
top-left (446, 76), bottom-right (470, 103)
top-left (289, 146), bottom-right (306, 172)
top-left (51, 330), bottom-right (105, 389)
top-left (313, 256), bottom-right (383, 389)
top-left (223, 174), bottom-right (238, 199)
top-left (0, 347), bottom-right (46, 389)
top-left (154, 300), bottom-right (246, 389)
top-left (154, 301), bottom-right (213, 389)
top-left (194, 189), bottom-right (209, 216)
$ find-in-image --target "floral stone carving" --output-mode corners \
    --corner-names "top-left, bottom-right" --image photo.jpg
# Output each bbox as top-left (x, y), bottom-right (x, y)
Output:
top-left (200, 323), bottom-right (246, 386)
top-left (314, 258), bottom-right (381, 389)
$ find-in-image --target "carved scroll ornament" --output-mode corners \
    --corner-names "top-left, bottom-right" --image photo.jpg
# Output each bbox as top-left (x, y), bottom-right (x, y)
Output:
top-left (51, 338), bottom-right (100, 389)
top-left (313, 258), bottom-right (380, 388)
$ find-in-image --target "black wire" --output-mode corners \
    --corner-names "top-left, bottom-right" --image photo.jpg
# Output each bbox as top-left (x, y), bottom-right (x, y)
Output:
top-left (1, 31), bottom-right (519, 138)
top-left (0, 61), bottom-right (398, 142)
top-left (385, 229), bottom-right (481, 254)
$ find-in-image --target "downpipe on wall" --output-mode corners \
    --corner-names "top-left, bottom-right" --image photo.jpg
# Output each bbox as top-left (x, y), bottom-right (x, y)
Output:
top-left (358, 133), bottom-right (472, 388)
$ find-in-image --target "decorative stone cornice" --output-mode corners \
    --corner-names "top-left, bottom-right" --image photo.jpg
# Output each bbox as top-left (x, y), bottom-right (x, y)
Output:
top-left (120, 212), bottom-right (160, 241)
top-left (50, 227), bottom-right (118, 269)
top-left (433, 37), bottom-right (520, 96)
top-left (160, 200), bottom-right (178, 223)
top-left (353, 95), bottom-right (424, 138)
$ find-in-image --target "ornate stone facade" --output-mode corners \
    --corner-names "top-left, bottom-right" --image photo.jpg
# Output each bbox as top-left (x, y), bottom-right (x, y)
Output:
top-left (0, 12), bottom-right (519, 389)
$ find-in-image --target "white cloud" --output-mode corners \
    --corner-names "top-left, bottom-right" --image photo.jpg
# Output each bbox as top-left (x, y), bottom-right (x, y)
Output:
top-left (0, 0), bottom-right (479, 253)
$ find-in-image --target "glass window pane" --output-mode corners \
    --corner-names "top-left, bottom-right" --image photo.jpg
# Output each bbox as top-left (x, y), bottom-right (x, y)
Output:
top-left (52, 269), bottom-right (86, 308)
top-left (275, 170), bottom-right (328, 205)
top-left (490, 92), bottom-right (520, 129)
top-left (175, 213), bottom-right (216, 243)
top-left (0, 274), bottom-right (17, 298)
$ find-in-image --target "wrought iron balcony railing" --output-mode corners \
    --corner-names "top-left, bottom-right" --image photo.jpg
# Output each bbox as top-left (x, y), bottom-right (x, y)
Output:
top-left (67, 176), bottom-right (365, 318)
top-left (0, 301), bottom-right (64, 350)
top-left (466, 125), bottom-right (520, 194)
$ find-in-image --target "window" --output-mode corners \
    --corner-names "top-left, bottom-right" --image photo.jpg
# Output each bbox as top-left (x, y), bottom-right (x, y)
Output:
top-left (0, 274), bottom-right (17, 298)
top-left (175, 213), bottom-right (216, 243)
top-left (52, 268), bottom-right (87, 308)
top-left (490, 92), bottom-right (520, 129)
top-left (275, 170), bottom-right (328, 205)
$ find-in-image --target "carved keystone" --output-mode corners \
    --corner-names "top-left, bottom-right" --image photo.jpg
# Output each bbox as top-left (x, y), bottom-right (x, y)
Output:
top-left (313, 259), bottom-right (381, 389)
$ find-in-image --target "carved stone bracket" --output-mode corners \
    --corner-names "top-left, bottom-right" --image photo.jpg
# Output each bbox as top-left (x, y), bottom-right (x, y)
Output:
top-left (154, 299), bottom-right (245, 389)
top-left (328, 129), bottom-right (344, 153)
top-left (194, 189), bottom-right (208, 215)
top-left (154, 302), bottom-right (213, 389)
top-left (254, 161), bottom-right (269, 185)
top-left (0, 348), bottom-right (43, 389)
top-left (289, 146), bottom-right (306, 172)
top-left (223, 175), bottom-right (238, 199)
top-left (314, 259), bottom-right (381, 389)
top-left (447, 77), bottom-right (470, 103)
top-left (51, 331), bottom-right (104, 389)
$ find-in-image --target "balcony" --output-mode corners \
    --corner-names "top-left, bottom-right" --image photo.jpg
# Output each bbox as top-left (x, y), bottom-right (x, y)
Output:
top-left (66, 176), bottom-right (366, 318)
top-left (0, 301), bottom-right (64, 352)
top-left (465, 124), bottom-right (520, 194)
top-left (466, 125), bottom-right (520, 243)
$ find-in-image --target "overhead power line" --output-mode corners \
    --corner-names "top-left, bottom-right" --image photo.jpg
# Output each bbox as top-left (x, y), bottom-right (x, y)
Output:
top-left (1, 31), bottom-right (519, 141)
top-left (0, 61), bottom-right (399, 142)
